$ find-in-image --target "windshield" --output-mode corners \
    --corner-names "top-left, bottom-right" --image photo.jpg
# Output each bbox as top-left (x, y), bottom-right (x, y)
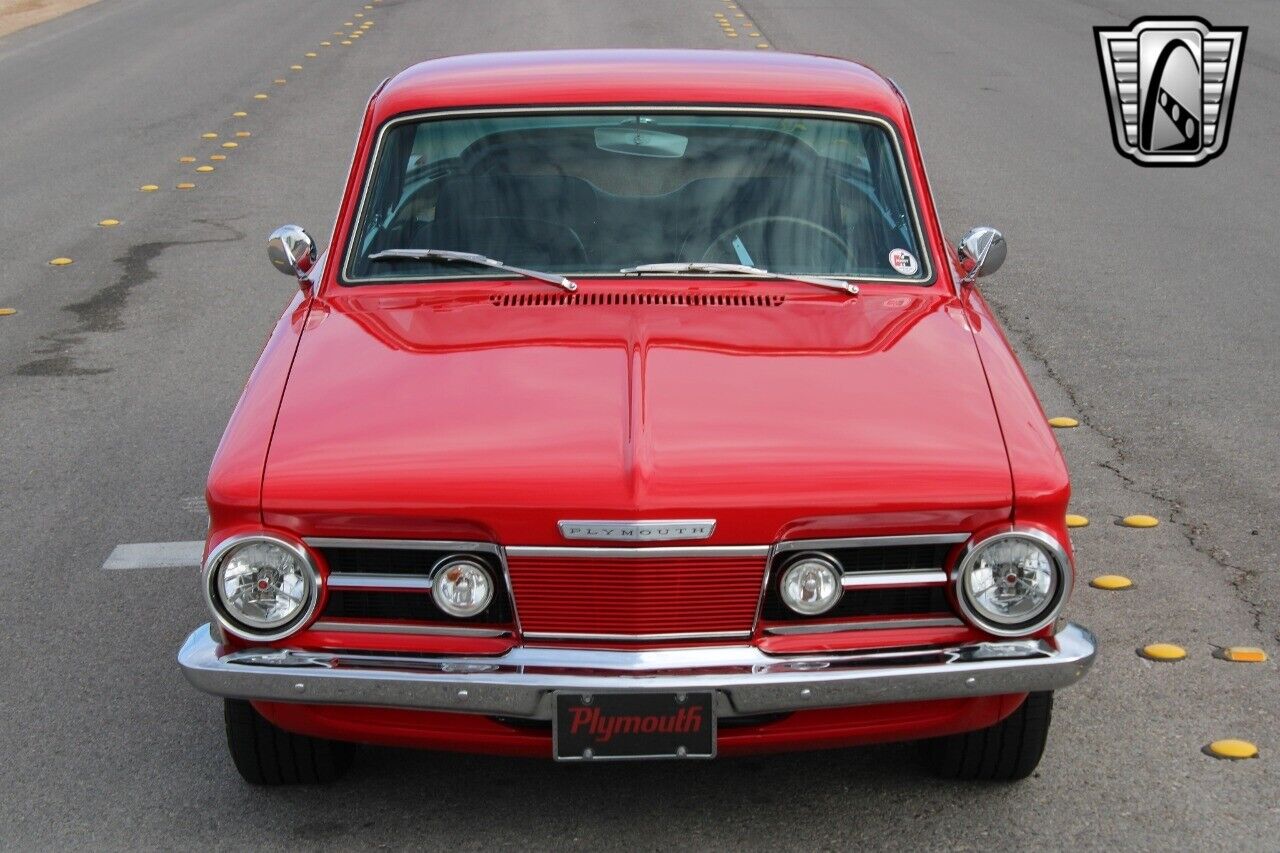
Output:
top-left (343, 110), bottom-right (930, 284)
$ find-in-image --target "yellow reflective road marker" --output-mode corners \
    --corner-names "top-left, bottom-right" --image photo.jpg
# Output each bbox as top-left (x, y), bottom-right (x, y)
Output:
top-left (1090, 574), bottom-right (1133, 590)
top-left (1217, 647), bottom-right (1268, 663)
top-left (756, 42), bottom-right (770, 48)
top-left (201, 132), bottom-right (218, 139)
top-left (306, 51), bottom-right (319, 57)
top-left (0, 308), bottom-right (16, 316)
top-left (1139, 643), bottom-right (1187, 662)
top-left (210, 154), bottom-right (227, 161)
top-left (176, 182), bottom-right (196, 190)
top-left (222, 141), bottom-right (238, 148)
top-left (341, 40), bottom-right (352, 45)
top-left (749, 31), bottom-right (760, 36)
top-left (291, 64), bottom-right (303, 70)
top-left (1122, 514), bottom-right (1159, 528)
top-left (1065, 514), bottom-right (1089, 528)
top-left (1048, 416), bottom-right (1079, 428)
top-left (1205, 739), bottom-right (1259, 760)
top-left (343, 21), bottom-right (353, 25)
top-left (233, 111), bottom-right (248, 117)
top-left (274, 78), bottom-right (287, 85)
top-left (254, 93), bottom-right (269, 100)
top-left (98, 218), bottom-right (120, 227)
top-left (320, 41), bottom-right (331, 46)
top-left (140, 184), bottom-right (159, 192)
top-left (195, 165), bottom-right (215, 173)
top-left (236, 131), bottom-right (252, 138)
top-left (49, 257), bottom-right (74, 266)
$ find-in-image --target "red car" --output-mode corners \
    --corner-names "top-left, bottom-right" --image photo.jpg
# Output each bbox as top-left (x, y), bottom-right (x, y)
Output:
top-left (179, 49), bottom-right (1095, 784)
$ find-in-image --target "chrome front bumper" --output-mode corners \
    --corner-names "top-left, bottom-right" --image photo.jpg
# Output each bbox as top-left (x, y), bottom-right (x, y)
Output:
top-left (178, 622), bottom-right (1096, 719)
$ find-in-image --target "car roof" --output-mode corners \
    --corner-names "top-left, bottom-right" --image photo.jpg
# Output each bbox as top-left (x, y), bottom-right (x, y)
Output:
top-left (371, 49), bottom-right (908, 125)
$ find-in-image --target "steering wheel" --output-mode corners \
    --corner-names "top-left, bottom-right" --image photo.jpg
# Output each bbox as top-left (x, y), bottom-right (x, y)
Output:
top-left (695, 216), bottom-right (855, 268)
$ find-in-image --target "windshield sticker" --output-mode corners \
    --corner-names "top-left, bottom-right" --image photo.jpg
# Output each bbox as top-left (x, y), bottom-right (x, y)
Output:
top-left (888, 249), bottom-right (919, 276)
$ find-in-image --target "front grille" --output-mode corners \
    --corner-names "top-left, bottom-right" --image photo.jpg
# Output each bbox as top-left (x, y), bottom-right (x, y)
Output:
top-left (825, 543), bottom-right (952, 574)
top-left (323, 588), bottom-right (513, 624)
top-left (506, 554), bottom-right (767, 637)
top-left (315, 545), bottom-right (512, 626)
top-left (763, 541), bottom-right (960, 623)
top-left (761, 586), bottom-right (952, 621)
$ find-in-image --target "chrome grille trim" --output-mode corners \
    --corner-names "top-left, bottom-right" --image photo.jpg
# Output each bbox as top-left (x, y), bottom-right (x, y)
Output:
top-left (764, 617), bottom-right (964, 636)
top-left (305, 537), bottom-right (500, 553)
top-left (523, 630), bottom-right (752, 641)
top-left (326, 573), bottom-right (433, 592)
top-left (504, 545), bottom-right (771, 559)
top-left (311, 620), bottom-right (512, 638)
top-left (840, 570), bottom-right (949, 589)
top-left (772, 533), bottom-right (970, 553)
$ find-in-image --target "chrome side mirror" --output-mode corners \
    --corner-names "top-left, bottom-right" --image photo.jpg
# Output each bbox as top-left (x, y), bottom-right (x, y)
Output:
top-left (956, 227), bottom-right (1007, 283)
top-left (267, 225), bottom-right (317, 281)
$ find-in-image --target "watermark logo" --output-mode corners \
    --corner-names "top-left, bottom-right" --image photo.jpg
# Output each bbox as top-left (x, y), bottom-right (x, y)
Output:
top-left (1095, 16), bottom-right (1247, 166)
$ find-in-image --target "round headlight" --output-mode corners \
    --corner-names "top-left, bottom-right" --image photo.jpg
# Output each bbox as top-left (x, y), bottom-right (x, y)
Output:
top-left (432, 557), bottom-right (495, 618)
top-left (956, 531), bottom-right (1068, 635)
top-left (778, 553), bottom-right (843, 616)
top-left (204, 535), bottom-right (319, 640)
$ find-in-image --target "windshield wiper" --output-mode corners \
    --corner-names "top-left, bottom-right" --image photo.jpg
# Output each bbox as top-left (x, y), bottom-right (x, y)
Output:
top-left (368, 249), bottom-right (578, 292)
top-left (618, 262), bottom-right (858, 295)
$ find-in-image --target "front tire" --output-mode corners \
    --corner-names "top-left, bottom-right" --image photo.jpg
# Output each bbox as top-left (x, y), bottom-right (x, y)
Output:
top-left (223, 699), bottom-right (355, 785)
top-left (921, 692), bottom-right (1053, 781)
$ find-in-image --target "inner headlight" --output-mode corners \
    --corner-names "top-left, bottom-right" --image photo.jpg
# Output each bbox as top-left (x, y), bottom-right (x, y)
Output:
top-left (204, 535), bottom-right (319, 640)
top-left (778, 553), bottom-right (843, 616)
top-left (955, 531), bottom-right (1068, 635)
top-left (432, 557), bottom-right (495, 618)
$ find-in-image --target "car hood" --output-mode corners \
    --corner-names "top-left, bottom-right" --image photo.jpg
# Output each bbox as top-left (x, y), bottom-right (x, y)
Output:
top-left (261, 283), bottom-right (1013, 543)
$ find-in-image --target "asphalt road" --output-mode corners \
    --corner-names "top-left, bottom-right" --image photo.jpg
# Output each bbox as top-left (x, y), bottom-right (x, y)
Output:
top-left (0, 0), bottom-right (1276, 849)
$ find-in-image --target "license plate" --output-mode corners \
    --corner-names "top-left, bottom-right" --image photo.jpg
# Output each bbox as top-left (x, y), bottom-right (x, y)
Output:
top-left (553, 692), bottom-right (716, 761)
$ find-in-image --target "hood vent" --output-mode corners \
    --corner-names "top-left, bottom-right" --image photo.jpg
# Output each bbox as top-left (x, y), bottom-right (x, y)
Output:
top-left (489, 292), bottom-right (786, 308)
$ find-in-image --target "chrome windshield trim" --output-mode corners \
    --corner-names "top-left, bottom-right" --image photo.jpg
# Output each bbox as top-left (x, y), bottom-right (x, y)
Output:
top-left (340, 105), bottom-right (936, 287)
top-left (305, 537), bottom-right (501, 554)
top-left (764, 617), bottom-right (964, 636)
top-left (840, 570), bottom-right (949, 589)
top-left (311, 620), bottom-right (512, 638)
top-left (773, 533), bottom-right (970, 553)
top-left (326, 573), bottom-right (433, 592)
top-left (505, 545), bottom-right (771, 559)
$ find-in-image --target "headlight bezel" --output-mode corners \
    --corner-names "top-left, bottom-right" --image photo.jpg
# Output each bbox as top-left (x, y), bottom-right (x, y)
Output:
top-left (953, 528), bottom-right (1070, 637)
top-left (202, 533), bottom-right (322, 642)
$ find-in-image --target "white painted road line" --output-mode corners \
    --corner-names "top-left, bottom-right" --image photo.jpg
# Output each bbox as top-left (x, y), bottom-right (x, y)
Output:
top-left (102, 541), bottom-right (204, 570)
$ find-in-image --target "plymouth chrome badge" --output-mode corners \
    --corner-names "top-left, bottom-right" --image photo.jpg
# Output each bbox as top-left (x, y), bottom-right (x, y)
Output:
top-left (558, 520), bottom-right (716, 542)
top-left (1095, 17), bottom-right (1247, 166)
